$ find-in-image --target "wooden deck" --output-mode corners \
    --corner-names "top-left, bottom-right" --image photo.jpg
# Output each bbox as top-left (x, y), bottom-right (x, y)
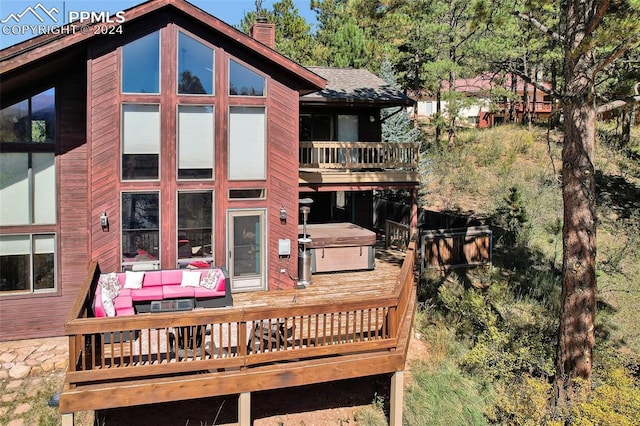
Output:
top-left (59, 243), bottom-right (416, 425)
top-left (234, 247), bottom-right (402, 307)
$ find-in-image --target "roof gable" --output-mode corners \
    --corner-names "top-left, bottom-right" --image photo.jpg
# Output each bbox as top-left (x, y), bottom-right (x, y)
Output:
top-left (0, 0), bottom-right (324, 92)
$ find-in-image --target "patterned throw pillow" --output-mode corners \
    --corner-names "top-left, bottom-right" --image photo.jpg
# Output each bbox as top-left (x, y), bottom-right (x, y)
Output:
top-left (101, 286), bottom-right (116, 317)
top-left (98, 272), bottom-right (120, 299)
top-left (200, 269), bottom-right (222, 289)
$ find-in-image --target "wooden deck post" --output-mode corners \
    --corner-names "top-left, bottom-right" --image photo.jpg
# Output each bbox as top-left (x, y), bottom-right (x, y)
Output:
top-left (61, 413), bottom-right (74, 426)
top-left (410, 187), bottom-right (418, 238)
top-left (390, 370), bottom-right (404, 426)
top-left (238, 392), bottom-right (251, 426)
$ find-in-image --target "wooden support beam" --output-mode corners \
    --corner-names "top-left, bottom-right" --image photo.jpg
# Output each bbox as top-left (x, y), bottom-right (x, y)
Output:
top-left (390, 371), bottom-right (404, 426)
top-left (238, 392), bottom-right (251, 426)
top-left (61, 413), bottom-right (74, 426)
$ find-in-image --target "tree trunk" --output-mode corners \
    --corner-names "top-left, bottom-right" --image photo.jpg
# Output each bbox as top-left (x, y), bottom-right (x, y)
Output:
top-left (447, 69), bottom-right (456, 148)
top-left (510, 72), bottom-right (518, 122)
top-left (555, 0), bottom-right (598, 411)
top-left (531, 67), bottom-right (538, 131)
top-left (621, 107), bottom-right (634, 147)
top-left (435, 83), bottom-right (442, 143)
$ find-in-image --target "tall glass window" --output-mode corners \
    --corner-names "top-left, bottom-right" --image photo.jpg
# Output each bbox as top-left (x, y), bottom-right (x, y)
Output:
top-left (229, 59), bottom-right (265, 96)
top-left (0, 90), bottom-right (57, 223)
top-left (177, 191), bottom-right (213, 268)
top-left (0, 88), bottom-right (55, 143)
top-left (122, 104), bottom-right (160, 180)
top-left (178, 32), bottom-right (214, 95)
top-left (121, 192), bottom-right (160, 270)
top-left (122, 31), bottom-right (160, 94)
top-left (177, 105), bottom-right (214, 179)
top-left (0, 234), bottom-right (55, 294)
top-left (228, 107), bottom-right (265, 180)
top-left (0, 88), bottom-right (57, 296)
top-left (0, 153), bottom-right (56, 225)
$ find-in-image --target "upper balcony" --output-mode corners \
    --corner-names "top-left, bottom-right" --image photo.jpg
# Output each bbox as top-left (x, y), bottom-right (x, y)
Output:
top-left (298, 141), bottom-right (420, 188)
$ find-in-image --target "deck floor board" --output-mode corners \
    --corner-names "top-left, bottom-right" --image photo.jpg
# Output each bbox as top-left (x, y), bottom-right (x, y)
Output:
top-left (231, 246), bottom-right (406, 308)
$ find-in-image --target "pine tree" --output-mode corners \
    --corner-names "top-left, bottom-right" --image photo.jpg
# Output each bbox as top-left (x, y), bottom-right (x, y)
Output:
top-left (379, 58), bottom-right (421, 144)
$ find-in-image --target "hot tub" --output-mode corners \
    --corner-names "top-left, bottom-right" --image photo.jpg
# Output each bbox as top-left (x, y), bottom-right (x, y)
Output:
top-left (298, 223), bottom-right (376, 273)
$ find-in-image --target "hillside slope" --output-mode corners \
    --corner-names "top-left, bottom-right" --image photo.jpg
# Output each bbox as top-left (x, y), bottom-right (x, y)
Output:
top-left (420, 124), bottom-right (640, 353)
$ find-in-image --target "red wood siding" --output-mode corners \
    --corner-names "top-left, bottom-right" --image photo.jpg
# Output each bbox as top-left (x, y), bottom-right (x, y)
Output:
top-left (88, 50), bottom-right (121, 273)
top-left (267, 79), bottom-right (300, 289)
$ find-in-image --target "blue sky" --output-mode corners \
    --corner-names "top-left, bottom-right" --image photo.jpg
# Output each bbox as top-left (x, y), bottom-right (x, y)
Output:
top-left (0, 0), bottom-right (316, 49)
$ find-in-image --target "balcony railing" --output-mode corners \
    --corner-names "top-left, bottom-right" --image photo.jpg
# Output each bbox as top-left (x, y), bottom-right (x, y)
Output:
top-left (299, 141), bottom-right (418, 170)
top-left (496, 101), bottom-right (553, 114)
top-left (60, 241), bottom-right (418, 416)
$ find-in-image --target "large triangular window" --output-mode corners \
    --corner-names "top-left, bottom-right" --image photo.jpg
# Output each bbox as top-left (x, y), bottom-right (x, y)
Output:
top-left (178, 32), bottom-right (214, 95)
top-left (229, 59), bottom-right (265, 96)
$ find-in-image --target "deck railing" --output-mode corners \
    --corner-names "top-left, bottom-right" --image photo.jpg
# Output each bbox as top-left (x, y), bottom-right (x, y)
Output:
top-left (496, 101), bottom-right (553, 114)
top-left (61, 242), bottom-right (417, 413)
top-left (385, 219), bottom-right (411, 249)
top-left (299, 141), bottom-right (418, 170)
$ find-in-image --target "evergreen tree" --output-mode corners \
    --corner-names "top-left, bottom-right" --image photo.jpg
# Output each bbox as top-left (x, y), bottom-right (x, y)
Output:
top-left (311, 0), bottom-right (377, 68)
top-left (379, 58), bottom-right (421, 144)
top-left (240, 0), bottom-right (320, 65)
top-left (551, 1), bottom-right (640, 413)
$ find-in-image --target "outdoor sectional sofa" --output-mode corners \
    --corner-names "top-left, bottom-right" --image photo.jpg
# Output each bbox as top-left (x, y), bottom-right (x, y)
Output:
top-left (93, 267), bottom-right (233, 317)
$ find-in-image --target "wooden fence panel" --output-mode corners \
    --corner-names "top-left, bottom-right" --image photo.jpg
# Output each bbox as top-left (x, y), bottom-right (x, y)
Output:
top-left (420, 226), bottom-right (492, 272)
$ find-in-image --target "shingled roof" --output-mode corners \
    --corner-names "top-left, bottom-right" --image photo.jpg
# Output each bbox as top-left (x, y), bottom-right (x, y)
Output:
top-left (301, 66), bottom-right (414, 106)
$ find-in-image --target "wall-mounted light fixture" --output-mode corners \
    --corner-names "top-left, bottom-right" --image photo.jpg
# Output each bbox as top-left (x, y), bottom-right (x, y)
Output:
top-left (279, 205), bottom-right (287, 223)
top-left (100, 211), bottom-right (109, 232)
top-left (369, 115), bottom-right (376, 122)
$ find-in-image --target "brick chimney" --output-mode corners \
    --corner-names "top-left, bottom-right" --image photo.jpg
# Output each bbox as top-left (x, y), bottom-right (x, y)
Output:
top-left (250, 17), bottom-right (275, 49)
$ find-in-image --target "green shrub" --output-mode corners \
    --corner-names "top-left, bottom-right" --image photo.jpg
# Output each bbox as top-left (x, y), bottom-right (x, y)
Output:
top-left (572, 368), bottom-right (640, 425)
top-left (436, 275), bottom-right (557, 382)
top-left (492, 186), bottom-right (531, 247)
top-left (475, 137), bottom-right (504, 167)
top-left (513, 131), bottom-right (534, 154)
top-left (488, 375), bottom-right (553, 425)
top-left (353, 394), bottom-right (387, 426)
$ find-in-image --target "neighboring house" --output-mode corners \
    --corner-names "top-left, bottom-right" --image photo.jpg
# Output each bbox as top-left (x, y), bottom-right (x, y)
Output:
top-left (411, 73), bottom-right (554, 127)
top-left (0, 0), bottom-right (418, 341)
